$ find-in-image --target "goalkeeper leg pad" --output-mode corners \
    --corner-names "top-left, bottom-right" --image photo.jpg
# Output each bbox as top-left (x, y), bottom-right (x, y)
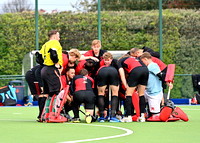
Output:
top-left (159, 106), bottom-right (173, 122)
top-left (172, 107), bottom-right (189, 122)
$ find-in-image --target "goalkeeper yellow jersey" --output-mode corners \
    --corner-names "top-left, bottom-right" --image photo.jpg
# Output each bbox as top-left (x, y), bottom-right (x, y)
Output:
top-left (40, 40), bottom-right (63, 66)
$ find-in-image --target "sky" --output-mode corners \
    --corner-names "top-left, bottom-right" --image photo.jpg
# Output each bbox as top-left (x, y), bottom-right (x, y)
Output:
top-left (0, 0), bottom-right (81, 13)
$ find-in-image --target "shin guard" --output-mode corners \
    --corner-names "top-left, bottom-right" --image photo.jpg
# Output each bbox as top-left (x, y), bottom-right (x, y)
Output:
top-left (132, 91), bottom-right (140, 117)
top-left (159, 106), bottom-right (173, 122)
top-left (172, 107), bottom-right (189, 122)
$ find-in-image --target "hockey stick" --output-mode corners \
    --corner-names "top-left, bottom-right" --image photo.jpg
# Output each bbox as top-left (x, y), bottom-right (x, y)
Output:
top-left (165, 64), bottom-right (175, 100)
top-left (167, 82), bottom-right (172, 100)
top-left (108, 86), bottom-right (111, 120)
top-left (79, 109), bottom-right (98, 122)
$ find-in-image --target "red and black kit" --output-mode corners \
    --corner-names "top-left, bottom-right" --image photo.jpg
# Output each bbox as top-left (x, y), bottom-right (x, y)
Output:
top-left (71, 75), bottom-right (95, 109)
top-left (118, 57), bottom-right (149, 87)
top-left (84, 49), bottom-right (107, 61)
top-left (75, 59), bottom-right (96, 77)
top-left (96, 65), bottom-right (119, 87)
top-left (25, 65), bottom-right (43, 95)
top-left (41, 66), bottom-right (61, 96)
top-left (62, 52), bottom-right (77, 75)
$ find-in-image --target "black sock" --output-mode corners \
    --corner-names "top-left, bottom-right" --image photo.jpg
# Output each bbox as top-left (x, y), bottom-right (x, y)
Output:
top-left (111, 96), bottom-right (118, 117)
top-left (72, 105), bottom-right (79, 118)
top-left (105, 95), bottom-right (109, 115)
top-left (98, 95), bottom-right (105, 117)
top-left (131, 102), bottom-right (135, 116)
top-left (125, 96), bottom-right (132, 116)
top-left (139, 96), bottom-right (146, 115)
top-left (38, 97), bottom-right (46, 118)
top-left (37, 97), bottom-right (41, 118)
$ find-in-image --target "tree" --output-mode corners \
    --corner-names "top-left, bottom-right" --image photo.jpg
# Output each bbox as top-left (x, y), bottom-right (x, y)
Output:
top-left (2, 0), bottom-right (33, 13)
top-left (163, 0), bottom-right (200, 9)
top-left (72, 0), bottom-right (159, 12)
top-left (71, 0), bottom-right (97, 12)
top-left (72, 0), bottom-right (200, 12)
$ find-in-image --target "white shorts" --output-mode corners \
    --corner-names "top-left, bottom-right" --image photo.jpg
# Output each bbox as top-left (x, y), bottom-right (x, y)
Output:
top-left (144, 91), bottom-right (163, 113)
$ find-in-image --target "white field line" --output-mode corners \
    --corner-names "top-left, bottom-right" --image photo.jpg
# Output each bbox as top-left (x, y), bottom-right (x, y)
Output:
top-left (0, 119), bottom-right (34, 122)
top-left (60, 123), bottom-right (133, 143)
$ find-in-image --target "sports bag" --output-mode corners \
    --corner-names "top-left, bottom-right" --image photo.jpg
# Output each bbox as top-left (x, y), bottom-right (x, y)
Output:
top-left (0, 85), bottom-right (17, 106)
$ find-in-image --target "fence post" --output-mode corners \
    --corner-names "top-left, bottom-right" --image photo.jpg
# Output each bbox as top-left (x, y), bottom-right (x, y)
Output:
top-left (98, 0), bottom-right (101, 41)
top-left (159, 0), bottom-right (163, 61)
top-left (35, 0), bottom-right (39, 51)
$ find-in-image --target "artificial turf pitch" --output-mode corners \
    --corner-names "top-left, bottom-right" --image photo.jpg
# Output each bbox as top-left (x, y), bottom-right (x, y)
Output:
top-left (0, 105), bottom-right (199, 143)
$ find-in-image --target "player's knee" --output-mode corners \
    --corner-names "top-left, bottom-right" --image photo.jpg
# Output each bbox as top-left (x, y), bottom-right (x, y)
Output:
top-left (159, 106), bottom-right (173, 122)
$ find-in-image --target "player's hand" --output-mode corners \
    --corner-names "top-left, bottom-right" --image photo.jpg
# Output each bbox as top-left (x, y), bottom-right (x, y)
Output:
top-left (167, 82), bottom-right (173, 90)
top-left (91, 57), bottom-right (99, 62)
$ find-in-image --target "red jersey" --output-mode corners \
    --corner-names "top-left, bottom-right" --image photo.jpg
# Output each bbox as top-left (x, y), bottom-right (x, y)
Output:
top-left (151, 56), bottom-right (167, 71)
top-left (84, 49), bottom-right (107, 61)
top-left (84, 50), bottom-right (93, 57)
top-left (99, 59), bottom-right (105, 67)
top-left (75, 60), bottom-right (87, 75)
top-left (118, 57), bottom-right (142, 73)
top-left (72, 75), bottom-right (94, 92)
top-left (62, 53), bottom-right (69, 75)
top-left (61, 74), bottom-right (71, 89)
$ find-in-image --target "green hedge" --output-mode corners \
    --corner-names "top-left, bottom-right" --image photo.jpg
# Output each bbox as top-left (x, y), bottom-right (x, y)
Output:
top-left (0, 9), bottom-right (199, 98)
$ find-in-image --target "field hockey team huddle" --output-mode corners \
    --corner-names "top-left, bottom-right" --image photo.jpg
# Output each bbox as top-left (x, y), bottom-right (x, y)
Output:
top-left (26, 30), bottom-right (188, 123)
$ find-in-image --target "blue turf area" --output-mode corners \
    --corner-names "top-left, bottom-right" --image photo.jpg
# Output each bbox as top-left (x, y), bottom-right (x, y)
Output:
top-left (15, 98), bottom-right (196, 107)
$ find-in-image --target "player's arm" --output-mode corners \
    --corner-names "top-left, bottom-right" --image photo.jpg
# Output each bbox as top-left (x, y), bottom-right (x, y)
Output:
top-left (79, 55), bottom-right (99, 62)
top-left (56, 43), bottom-right (63, 67)
top-left (156, 66), bottom-right (173, 89)
top-left (118, 67), bottom-right (128, 89)
top-left (156, 71), bottom-right (166, 82)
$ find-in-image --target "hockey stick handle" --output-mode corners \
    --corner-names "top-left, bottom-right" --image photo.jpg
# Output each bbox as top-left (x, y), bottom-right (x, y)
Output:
top-left (79, 109), bottom-right (85, 115)
top-left (108, 86), bottom-right (111, 120)
top-left (79, 109), bottom-right (97, 121)
top-left (167, 82), bottom-right (171, 100)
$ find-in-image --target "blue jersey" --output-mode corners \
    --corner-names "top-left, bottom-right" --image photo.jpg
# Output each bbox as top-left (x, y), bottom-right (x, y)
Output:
top-left (146, 62), bottom-right (162, 96)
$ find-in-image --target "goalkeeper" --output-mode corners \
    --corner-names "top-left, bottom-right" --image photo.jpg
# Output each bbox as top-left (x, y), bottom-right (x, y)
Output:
top-left (40, 30), bottom-right (63, 120)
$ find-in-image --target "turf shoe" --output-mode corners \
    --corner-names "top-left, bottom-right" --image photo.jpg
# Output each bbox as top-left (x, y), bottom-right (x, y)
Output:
top-left (70, 118), bottom-right (81, 123)
top-left (85, 112), bottom-right (92, 124)
top-left (137, 116), bottom-right (146, 122)
top-left (116, 114), bottom-right (123, 121)
top-left (98, 117), bottom-right (105, 122)
top-left (120, 116), bottom-right (132, 123)
top-left (137, 113), bottom-right (146, 122)
top-left (36, 117), bottom-right (41, 122)
top-left (105, 116), bottom-right (109, 121)
top-left (92, 115), bottom-right (98, 122)
top-left (109, 116), bottom-right (120, 122)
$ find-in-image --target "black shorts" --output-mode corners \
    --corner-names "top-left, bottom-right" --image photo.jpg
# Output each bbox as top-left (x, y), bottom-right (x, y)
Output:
top-left (25, 65), bottom-right (43, 95)
top-left (128, 66), bottom-right (149, 87)
top-left (25, 70), bottom-right (38, 95)
top-left (41, 66), bottom-right (61, 96)
top-left (34, 65), bottom-right (43, 87)
top-left (74, 90), bottom-right (95, 109)
top-left (96, 66), bottom-right (119, 87)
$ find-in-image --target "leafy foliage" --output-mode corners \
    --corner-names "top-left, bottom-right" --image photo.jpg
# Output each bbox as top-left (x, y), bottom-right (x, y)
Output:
top-left (0, 9), bottom-right (199, 98)
top-left (72, 0), bottom-right (200, 12)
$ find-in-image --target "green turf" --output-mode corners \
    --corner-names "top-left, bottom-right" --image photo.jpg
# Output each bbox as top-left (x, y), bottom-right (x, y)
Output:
top-left (0, 105), bottom-right (199, 143)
